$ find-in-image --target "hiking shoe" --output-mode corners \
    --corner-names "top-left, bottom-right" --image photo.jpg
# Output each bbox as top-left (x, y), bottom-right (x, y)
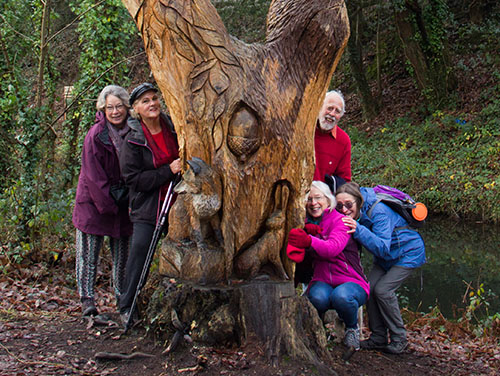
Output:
top-left (360, 337), bottom-right (388, 350)
top-left (120, 309), bottom-right (139, 329)
top-left (81, 298), bottom-right (98, 317)
top-left (385, 339), bottom-right (408, 354)
top-left (120, 310), bottom-right (131, 327)
top-left (343, 327), bottom-right (360, 350)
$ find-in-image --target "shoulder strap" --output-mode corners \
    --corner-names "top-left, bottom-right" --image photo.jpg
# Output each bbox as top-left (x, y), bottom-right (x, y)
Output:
top-left (366, 198), bottom-right (383, 218)
top-left (366, 200), bottom-right (418, 233)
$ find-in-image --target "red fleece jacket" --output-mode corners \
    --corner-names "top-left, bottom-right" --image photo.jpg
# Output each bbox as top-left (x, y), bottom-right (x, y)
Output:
top-left (313, 124), bottom-right (352, 182)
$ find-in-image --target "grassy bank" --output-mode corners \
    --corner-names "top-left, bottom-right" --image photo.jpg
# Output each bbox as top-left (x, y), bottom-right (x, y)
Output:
top-left (348, 100), bottom-right (500, 222)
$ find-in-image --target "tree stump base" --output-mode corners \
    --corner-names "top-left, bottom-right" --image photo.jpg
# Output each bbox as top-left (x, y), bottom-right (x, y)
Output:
top-left (146, 277), bottom-right (335, 373)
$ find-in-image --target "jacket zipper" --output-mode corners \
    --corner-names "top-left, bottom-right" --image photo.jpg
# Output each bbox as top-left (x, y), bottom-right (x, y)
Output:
top-left (127, 139), bottom-right (163, 222)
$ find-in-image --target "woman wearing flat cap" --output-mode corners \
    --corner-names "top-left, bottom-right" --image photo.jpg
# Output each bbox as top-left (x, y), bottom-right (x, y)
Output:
top-left (119, 83), bottom-right (181, 325)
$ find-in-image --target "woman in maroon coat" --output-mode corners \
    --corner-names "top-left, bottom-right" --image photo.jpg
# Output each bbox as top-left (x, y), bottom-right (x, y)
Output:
top-left (72, 85), bottom-right (133, 316)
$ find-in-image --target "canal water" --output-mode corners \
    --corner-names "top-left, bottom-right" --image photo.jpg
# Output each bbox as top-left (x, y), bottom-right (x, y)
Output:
top-left (361, 216), bottom-right (500, 319)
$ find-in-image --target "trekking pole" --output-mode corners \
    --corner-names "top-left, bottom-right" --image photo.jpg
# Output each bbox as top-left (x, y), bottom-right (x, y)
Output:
top-left (123, 176), bottom-right (178, 334)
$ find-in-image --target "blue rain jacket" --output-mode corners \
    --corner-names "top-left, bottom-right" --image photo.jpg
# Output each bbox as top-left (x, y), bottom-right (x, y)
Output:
top-left (353, 187), bottom-right (426, 271)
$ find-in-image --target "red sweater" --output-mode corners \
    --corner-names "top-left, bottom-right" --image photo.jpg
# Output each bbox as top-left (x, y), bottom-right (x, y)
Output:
top-left (313, 124), bottom-right (352, 182)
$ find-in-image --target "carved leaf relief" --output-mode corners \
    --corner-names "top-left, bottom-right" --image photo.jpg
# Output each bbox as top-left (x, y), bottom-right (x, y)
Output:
top-left (190, 69), bottom-right (209, 92)
top-left (174, 10), bottom-right (190, 37)
top-left (163, 6), bottom-right (178, 29)
top-left (212, 94), bottom-right (226, 122)
top-left (147, 28), bottom-right (166, 60)
top-left (197, 28), bottom-right (226, 47)
top-left (192, 0), bottom-right (222, 31)
top-left (211, 46), bottom-right (240, 66)
top-left (171, 32), bottom-right (196, 62)
top-left (187, 25), bottom-right (212, 57)
top-left (190, 59), bottom-right (217, 79)
top-left (192, 88), bottom-right (206, 119)
top-left (160, 0), bottom-right (193, 24)
top-left (212, 120), bottom-right (224, 152)
top-left (209, 64), bottom-right (229, 95)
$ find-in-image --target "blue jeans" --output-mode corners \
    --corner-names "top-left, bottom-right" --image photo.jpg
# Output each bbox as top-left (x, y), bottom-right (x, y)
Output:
top-left (308, 281), bottom-right (367, 328)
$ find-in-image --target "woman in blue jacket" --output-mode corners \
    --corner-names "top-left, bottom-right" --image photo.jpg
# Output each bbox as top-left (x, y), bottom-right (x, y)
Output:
top-left (336, 182), bottom-right (425, 354)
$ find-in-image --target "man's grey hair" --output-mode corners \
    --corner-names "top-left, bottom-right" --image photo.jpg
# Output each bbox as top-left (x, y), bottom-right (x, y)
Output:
top-left (325, 90), bottom-right (345, 115)
top-left (96, 85), bottom-right (130, 111)
top-left (307, 180), bottom-right (336, 210)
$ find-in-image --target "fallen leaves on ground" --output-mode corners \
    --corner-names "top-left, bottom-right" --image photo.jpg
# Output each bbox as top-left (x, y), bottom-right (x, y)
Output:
top-left (405, 308), bottom-right (500, 374)
top-left (0, 262), bottom-right (499, 375)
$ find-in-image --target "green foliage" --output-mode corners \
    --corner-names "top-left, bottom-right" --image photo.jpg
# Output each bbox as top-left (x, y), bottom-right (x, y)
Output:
top-left (350, 95), bottom-right (500, 222)
top-left (0, 1), bottom-right (41, 189)
top-left (0, 1), bottom-right (61, 252)
top-left (0, 0), bottom-right (138, 266)
top-left (68, 0), bottom-right (137, 132)
top-left (347, 4), bottom-right (500, 222)
top-left (212, 0), bottom-right (271, 43)
top-left (460, 283), bottom-right (500, 337)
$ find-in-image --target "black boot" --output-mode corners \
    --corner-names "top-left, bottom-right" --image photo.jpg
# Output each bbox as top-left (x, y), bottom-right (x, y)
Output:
top-left (81, 298), bottom-right (98, 317)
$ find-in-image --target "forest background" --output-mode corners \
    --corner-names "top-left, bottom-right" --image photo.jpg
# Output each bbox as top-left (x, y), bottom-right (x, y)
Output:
top-left (0, 0), bottom-right (499, 323)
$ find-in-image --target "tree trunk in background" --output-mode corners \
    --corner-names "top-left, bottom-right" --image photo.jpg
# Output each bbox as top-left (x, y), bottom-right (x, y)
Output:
top-left (393, 0), bottom-right (456, 105)
top-left (120, 0), bottom-right (349, 367)
top-left (36, 0), bottom-right (51, 108)
top-left (468, 0), bottom-right (489, 24)
top-left (64, 113), bottom-right (81, 189)
top-left (346, 0), bottom-right (380, 121)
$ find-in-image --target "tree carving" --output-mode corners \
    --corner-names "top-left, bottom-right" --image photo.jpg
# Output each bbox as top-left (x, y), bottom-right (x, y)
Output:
top-left (120, 0), bottom-right (350, 283)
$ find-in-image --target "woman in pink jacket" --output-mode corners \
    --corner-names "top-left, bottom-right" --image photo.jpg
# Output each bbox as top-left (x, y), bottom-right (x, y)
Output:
top-left (287, 180), bottom-right (369, 350)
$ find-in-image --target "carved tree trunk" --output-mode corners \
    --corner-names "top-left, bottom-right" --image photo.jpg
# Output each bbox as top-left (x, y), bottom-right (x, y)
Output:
top-left (121, 0), bottom-right (349, 367)
top-left (121, 0), bottom-right (349, 282)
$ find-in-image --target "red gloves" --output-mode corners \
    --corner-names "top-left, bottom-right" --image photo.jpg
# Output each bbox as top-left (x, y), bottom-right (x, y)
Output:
top-left (304, 223), bottom-right (322, 236)
top-left (286, 244), bottom-right (305, 263)
top-left (286, 228), bottom-right (314, 263)
top-left (288, 228), bottom-right (312, 248)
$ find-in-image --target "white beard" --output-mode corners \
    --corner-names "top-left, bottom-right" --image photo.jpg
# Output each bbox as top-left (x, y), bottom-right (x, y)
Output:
top-left (318, 114), bottom-right (337, 131)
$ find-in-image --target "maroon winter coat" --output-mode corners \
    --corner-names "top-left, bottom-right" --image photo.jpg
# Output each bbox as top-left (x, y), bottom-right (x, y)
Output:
top-left (72, 112), bottom-right (133, 238)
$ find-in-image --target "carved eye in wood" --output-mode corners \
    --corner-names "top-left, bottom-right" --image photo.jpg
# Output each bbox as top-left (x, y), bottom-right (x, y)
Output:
top-left (227, 106), bottom-right (261, 163)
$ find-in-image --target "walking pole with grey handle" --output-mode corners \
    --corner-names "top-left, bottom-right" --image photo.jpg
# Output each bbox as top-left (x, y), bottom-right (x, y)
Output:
top-left (123, 176), bottom-right (178, 334)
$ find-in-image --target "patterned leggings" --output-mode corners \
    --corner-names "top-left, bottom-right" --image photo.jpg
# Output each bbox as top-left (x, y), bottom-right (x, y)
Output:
top-left (75, 229), bottom-right (129, 303)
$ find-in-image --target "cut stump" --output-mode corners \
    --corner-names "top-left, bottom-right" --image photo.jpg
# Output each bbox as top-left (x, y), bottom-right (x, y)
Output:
top-left (146, 277), bottom-right (336, 374)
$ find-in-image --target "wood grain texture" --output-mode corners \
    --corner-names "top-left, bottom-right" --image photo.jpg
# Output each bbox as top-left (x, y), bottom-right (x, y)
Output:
top-left (121, 0), bottom-right (350, 282)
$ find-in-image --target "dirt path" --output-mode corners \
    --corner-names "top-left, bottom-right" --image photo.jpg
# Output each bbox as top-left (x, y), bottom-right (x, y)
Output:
top-left (0, 311), bottom-right (486, 376)
top-left (0, 265), bottom-right (497, 375)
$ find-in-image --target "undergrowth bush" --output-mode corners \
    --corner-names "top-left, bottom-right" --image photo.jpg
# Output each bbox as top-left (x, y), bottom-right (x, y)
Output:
top-left (350, 96), bottom-right (500, 222)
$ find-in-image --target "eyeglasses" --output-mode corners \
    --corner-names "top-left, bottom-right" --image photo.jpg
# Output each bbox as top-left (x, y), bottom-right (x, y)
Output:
top-left (105, 104), bottom-right (125, 112)
top-left (307, 195), bottom-right (326, 203)
top-left (336, 201), bottom-right (354, 211)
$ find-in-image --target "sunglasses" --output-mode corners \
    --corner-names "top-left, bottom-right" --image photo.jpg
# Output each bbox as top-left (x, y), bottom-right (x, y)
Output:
top-left (336, 201), bottom-right (354, 211)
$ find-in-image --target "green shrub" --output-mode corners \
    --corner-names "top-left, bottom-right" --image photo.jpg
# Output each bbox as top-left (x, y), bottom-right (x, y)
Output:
top-left (350, 100), bottom-right (500, 222)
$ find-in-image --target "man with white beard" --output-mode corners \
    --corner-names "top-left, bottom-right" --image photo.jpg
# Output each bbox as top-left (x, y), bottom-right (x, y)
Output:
top-left (313, 90), bottom-right (352, 192)
top-left (294, 90), bottom-right (353, 288)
